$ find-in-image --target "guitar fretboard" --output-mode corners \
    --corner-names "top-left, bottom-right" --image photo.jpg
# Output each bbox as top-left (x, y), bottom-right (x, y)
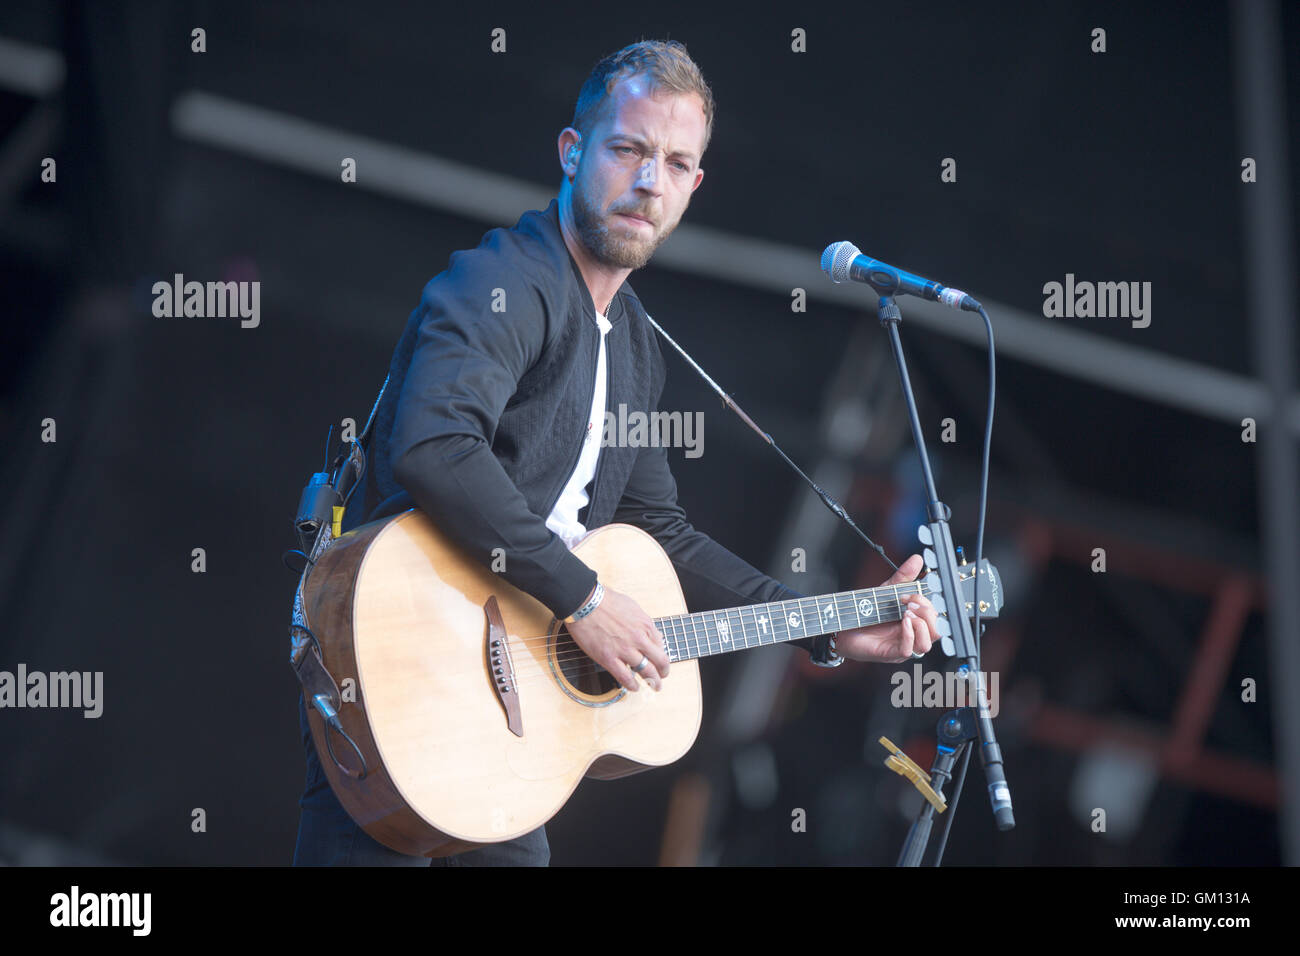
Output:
top-left (653, 582), bottom-right (929, 662)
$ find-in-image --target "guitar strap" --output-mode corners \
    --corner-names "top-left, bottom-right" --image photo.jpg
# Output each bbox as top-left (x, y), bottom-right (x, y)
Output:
top-left (355, 372), bottom-right (390, 448)
top-left (289, 627), bottom-right (342, 710)
top-left (286, 372), bottom-right (391, 779)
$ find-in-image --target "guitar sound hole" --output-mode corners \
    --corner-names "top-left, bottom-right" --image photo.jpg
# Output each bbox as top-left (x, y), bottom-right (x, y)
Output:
top-left (554, 629), bottom-right (620, 696)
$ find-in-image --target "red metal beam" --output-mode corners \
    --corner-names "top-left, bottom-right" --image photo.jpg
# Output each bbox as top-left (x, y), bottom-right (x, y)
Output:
top-left (1028, 702), bottom-right (1278, 809)
top-left (834, 470), bottom-right (1275, 813)
top-left (1167, 575), bottom-right (1257, 766)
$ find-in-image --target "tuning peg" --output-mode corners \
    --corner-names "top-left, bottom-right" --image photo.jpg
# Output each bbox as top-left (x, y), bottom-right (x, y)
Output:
top-left (917, 525), bottom-right (934, 546)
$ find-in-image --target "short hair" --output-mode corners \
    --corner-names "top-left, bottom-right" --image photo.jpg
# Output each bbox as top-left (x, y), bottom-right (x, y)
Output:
top-left (571, 40), bottom-right (715, 157)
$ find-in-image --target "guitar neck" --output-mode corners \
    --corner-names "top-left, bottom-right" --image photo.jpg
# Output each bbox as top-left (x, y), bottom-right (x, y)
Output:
top-left (653, 580), bottom-right (930, 662)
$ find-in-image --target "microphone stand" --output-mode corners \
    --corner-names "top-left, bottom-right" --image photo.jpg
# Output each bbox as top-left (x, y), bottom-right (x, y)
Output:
top-left (643, 297), bottom-right (1012, 863)
top-left (875, 294), bottom-right (1014, 866)
top-left (896, 708), bottom-right (976, 866)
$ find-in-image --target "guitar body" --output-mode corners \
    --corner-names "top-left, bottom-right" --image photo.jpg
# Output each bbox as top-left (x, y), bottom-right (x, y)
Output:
top-left (300, 510), bottom-right (701, 857)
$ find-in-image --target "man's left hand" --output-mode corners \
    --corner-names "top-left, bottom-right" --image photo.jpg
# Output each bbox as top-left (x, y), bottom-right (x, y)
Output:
top-left (831, 554), bottom-right (939, 664)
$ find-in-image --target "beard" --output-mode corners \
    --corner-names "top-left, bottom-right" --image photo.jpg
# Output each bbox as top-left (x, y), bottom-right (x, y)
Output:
top-left (571, 183), bottom-right (679, 270)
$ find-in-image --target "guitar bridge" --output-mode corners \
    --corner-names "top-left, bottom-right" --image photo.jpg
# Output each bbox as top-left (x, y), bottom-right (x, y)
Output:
top-left (484, 595), bottom-right (523, 737)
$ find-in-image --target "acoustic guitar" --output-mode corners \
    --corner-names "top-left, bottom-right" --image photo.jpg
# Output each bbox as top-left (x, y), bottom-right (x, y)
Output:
top-left (297, 509), bottom-right (1001, 857)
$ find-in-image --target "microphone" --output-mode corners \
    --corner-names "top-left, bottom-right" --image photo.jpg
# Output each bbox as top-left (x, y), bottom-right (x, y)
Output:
top-left (821, 241), bottom-right (982, 312)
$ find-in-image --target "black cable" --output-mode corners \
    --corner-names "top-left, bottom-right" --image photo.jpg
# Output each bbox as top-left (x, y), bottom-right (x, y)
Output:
top-left (644, 312), bottom-right (899, 573)
top-left (288, 623), bottom-right (369, 780)
top-left (972, 304), bottom-right (995, 658)
top-left (930, 303), bottom-right (997, 864)
top-left (930, 742), bottom-right (972, 865)
top-left (282, 548), bottom-right (315, 574)
top-left (341, 440), bottom-right (366, 511)
top-left (324, 717), bottom-right (369, 780)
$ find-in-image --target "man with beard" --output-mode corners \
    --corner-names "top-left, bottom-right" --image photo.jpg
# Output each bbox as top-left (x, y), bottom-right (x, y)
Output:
top-left (293, 39), bottom-right (939, 866)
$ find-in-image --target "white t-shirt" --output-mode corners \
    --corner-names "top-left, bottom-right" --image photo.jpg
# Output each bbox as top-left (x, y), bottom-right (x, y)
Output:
top-left (545, 308), bottom-right (612, 548)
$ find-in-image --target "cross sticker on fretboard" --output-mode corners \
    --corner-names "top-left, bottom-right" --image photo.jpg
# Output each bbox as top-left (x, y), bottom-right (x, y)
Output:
top-left (758, 614), bottom-right (769, 635)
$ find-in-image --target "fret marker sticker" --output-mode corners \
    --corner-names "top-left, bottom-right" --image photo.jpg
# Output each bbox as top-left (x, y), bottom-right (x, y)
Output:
top-left (758, 615), bottom-right (768, 634)
top-left (788, 612), bottom-right (802, 629)
top-left (821, 603), bottom-right (836, 624)
top-left (717, 619), bottom-right (730, 642)
top-left (858, 599), bottom-right (873, 617)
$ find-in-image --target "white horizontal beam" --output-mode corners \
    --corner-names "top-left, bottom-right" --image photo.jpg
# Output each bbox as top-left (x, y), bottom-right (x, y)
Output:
top-left (0, 33), bottom-right (1290, 433)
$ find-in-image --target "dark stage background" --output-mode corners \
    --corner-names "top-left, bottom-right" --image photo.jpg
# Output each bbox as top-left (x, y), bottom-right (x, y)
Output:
top-left (0, 1), bottom-right (1296, 866)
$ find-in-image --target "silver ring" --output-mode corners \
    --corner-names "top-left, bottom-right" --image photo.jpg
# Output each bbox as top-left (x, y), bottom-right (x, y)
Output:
top-left (631, 655), bottom-right (649, 673)
top-left (910, 651), bottom-right (926, 660)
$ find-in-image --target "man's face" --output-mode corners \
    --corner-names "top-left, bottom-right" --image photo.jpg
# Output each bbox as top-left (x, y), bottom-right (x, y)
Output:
top-left (568, 76), bottom-right (706, 270)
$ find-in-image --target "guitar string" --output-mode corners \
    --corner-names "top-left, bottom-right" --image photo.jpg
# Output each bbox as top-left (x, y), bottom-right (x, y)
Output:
top-left (490, 585), bottom-right (932, 664)
top-left (494, 606), bottom-right (937, 689)
top-left (494, 585), bottom-right (935, 672)
top-left (360, 586), bottom-right (937, 692)
top-left (476, 589), bottom-right (937, 686)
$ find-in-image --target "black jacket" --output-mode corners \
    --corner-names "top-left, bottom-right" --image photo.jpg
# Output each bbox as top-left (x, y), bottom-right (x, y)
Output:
top-left (353, 199), bottom-right (819, 657)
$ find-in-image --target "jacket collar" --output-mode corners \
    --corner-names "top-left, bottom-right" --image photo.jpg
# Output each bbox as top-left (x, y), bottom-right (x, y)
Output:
top-left (541, 198), bottom-right (637, 327)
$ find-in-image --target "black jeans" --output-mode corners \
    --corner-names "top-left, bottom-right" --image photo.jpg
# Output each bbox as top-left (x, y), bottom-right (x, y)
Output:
top-left (292, 694), bottom-right (549, 866)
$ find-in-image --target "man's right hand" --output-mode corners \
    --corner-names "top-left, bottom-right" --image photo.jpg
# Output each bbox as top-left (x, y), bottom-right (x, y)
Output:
top-left (566, 587), bottom-right (670, 692)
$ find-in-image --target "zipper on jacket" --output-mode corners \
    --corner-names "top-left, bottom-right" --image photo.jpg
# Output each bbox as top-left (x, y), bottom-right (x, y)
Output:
top-left (583, 326), bottom-right (614, 524)
top-left (538, 324), bottom-right (601, 521)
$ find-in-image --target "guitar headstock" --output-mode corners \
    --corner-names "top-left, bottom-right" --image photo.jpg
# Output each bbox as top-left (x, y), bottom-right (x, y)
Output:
top-left (916, 525), bottom-right (1004, 656)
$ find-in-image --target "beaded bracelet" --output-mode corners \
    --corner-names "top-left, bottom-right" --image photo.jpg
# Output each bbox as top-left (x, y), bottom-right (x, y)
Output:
top-left (564, 582), bottom-right (605, 624)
